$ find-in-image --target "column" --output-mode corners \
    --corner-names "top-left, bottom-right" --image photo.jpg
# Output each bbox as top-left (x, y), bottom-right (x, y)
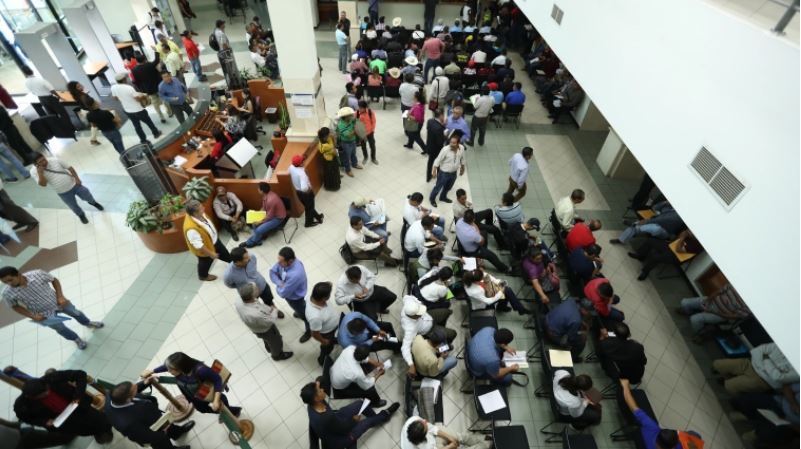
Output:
top-left (266, 0), bottom-right (328, 141)
top-left (62, 0), bottom-right (126, 74)
top-left (337, 0), bottom-right (360, 43)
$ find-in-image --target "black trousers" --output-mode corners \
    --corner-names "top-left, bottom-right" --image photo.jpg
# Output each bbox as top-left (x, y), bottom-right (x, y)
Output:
top-left (353, 285), bottom-right (397, 321)
top-left (465, 245), bottom-right (508, 273)
top-left (169, 101), bottom-right (193, 124)
top-left (426, 150), bottom-right (438, 182)
top-left (360, 132), bottom-right (376, 160)
top-left (259, 284), bottom-right (275, 306)
top-left (296, 189), bottom-right (322, 226)
top-left (478, 223), bottom-right (506, 249)
top-left (0, 189), bottom-right (38, 226)
top-left (468, 116), bottom-right (489, 145)
top-left (16, 427), bottom-right (75, 449)
top-left (317, 330), bottom-right (337, 365)
top-left (38, 96), bottom-right (71, 125)
top-left (197, 239), bottom-right (232, 278)
top-left (632, 237), bottom-right (674, 276)
top-left (218, 218), bottom-right (238, 238)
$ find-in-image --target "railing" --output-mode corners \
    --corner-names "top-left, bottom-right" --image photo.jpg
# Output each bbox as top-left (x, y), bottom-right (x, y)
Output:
top-left (770, 0), bottom-right (800, 35)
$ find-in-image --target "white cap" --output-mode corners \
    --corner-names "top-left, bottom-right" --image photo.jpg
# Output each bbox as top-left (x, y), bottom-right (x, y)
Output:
top-left (403, 300), bottom-right (426, 317)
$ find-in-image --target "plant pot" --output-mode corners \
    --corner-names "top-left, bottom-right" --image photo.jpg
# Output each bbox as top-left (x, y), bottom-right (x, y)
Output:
top-left (135, 212), bottom-right (188, 254)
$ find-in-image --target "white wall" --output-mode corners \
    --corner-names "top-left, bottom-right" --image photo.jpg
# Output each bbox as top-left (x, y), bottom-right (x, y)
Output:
top-left (93, 0), bottom-right (137, 36)
top-left (354, 1), bottom-right (461, 29)
top-left (518, 0), bottom-right (800, 369)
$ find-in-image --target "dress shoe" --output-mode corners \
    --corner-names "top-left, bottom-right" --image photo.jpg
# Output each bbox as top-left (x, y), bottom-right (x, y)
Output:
top-left (430, 199), bottom-right (438, 207)
top-left (627, 252), bottom-right (643, 261)
top-left (385, 402), bottom-right (400, 415)
top-left (276, 310), bottom-right (285, 319)
top-left (403, 144), bottom-right (412, 149)
top-left (300, 331), bottom-right (311, 343)
top-left (317, 214), bottom-right (325, 224)
top-left (372, 158), bottom-right (379, 165)
top-left (79, 215), bottom-right (89, 224)
top-left (273, 351), bottom-right (293, 361)
top-left (91, 202), bottom-right (104, 211)
top-left (305, 222), bottom-right (319, 228)
top-left (176, 420), bottom-right (196, 436)
top-left (200, 275), bottom-right (218, 281)
top-left (439, 197), bottom-right (453, 203)
top-left (75, 338), bottom-right (87, 350)
top-left (346, 171), bottom-right (354, 177)
top-left (231, 233), bottom-right (239, 242)
top-left (23, 223), bottom-right (38, 233)
top-left (637, 272), bottom-right (648, 281)
top-left (373, 399), bottom-right (387, 408)
top-left (293, 312), bottom-right (303, 319)
top-left (609, 238), bottom-right (622, 245)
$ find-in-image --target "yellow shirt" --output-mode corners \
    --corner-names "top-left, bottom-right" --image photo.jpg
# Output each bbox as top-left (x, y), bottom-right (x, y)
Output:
top-left (157, 41), bottom-right (182, 63)
top-left (319, 137), bottom-right (337, 161)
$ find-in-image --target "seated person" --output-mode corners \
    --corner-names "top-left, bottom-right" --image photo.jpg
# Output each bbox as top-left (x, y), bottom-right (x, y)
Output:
top-left (350, 55), bottom-right (369, 73)
top-left (346, 216), bottom-right (400, 267)
top-left (712, 343), bottom-right (798, 395)
top-left (330, 345), bottom-right (389, 405)
top-left (629, 229), bottom-right (702, 281)
top-left (505, 82), bottom-right (526, 106)
top-left (369, 55), bottom-right (387, 75)
top-left (545, 298), bottom-right (592, 361)
top-left (553, 370), bottom-right (602, 429)
top-left (212, 186), bottom-right (244, 241)
top-left (401, 296), bottom-right (456, 378)
top-left (404, 192), bottom-right (446, 239)
top-left (241, 182), bottom-right (286, 248)
top-left (210, 129), bottom-right (233, 160)
top-left (416, 266), bottom-right (454, 310)
top-left (411, 327), bottom-right (457, 378)
top-left (462, 268), bottom-right (529, 315)
top-left (301, 379), bottom-right (399, 449)
top-left (506, 218), bottom-right (541, 261)
top-left (216, 105), bottom-right (246, 139)
top-left (565, 219), bottom-right (602, 253)
top-left (249, 42), bottom-right (267, 67)
top-left (335, 265), bottom-right (397, 320)
top-left (521, 248), bottom-right (559, 304)
top-left (454, 191), bottom-right (505, 246)
top-left (494, 192), bottom-right (525, 226)
top-left (455, 210), bottom-right (509, 273)
top-left (404, 216), bottom-right (442, 258)
top-left (338, 312), bottom-right (400, 352)
top-left (585, 277), bottom-right (624, 323)
top-left (402, 415), bottom-right (490, 449)
top-left (610, 201), bottom-right (684, 245)
top-left (466, 327), bottom-right (519, 385)
top-left (678, 282), bottom-right (750, 342)
top-left (385, 68), bottom-right (402, 88)
top-left (619, 378), bottom-right (704, 449)
top-left (367, 66), bottom-right (383, 86)
top-left (730, 383), bottom-right (800, 448)
top-left (417, 247), bottom-right (461, 278)
top-left (567, 243), bottom-right (603, 283)
top-left (598, 322), bottom-right (647, 384)
top-left (487, 82), bottom-right (503, 105)
top-left (555, 189), bottom-right (585, 231)
top-left (443, 60), bottom-right (462, 76)
top-left (349, 197), bottom-right (388, 239)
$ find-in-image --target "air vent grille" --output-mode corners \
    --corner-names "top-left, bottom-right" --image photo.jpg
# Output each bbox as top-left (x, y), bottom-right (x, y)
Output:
top-left (551, 4), bottom-right (564, 24)
top-left (689, 147), bottom-right (748, 211)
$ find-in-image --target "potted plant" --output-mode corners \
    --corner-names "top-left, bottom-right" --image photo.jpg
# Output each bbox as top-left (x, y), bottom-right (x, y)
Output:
top-left (277, 103), bottom-right (290, 133)
top-left (125, 200), bottom-right (160, 234)
top-left (158, 194), bottom-right (184, 221)
top-left (182, 176), bottom-right (213, 202)
top-left (126, 194), bottom-right (189, 254)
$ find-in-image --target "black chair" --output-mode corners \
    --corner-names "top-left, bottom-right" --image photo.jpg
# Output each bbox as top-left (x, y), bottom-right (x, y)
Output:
top-left (611, 386), bottom-right (653, 448)
top-left (384, 85), bottom-right (400, 98)
top-left (471, 383), bottom-right (511, 432)
top-left (502, 103), bottom-right (524, 129)
top-left (387, 51), bottom-right (404, 68)
top-left (540, 385), bottom-right (574, 443)
top-left (562, 430), bottom-right (599, 449)
top-left (400, 220), bottom-right (410, 273)
top-left (364, 85), bottom-right (386, 110)
top-left (491, 422), bottom-right (529, 449)
top-left (278, 197), bottom-right (299, 243)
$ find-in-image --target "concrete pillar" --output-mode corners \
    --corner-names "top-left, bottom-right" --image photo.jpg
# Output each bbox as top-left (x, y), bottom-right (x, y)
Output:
top-left (337, 0), bottom-right (361, 44)
top-left (62, 0), bottom-right (126, 74)
top-left (596, 127), bottom-right (645, 181)
top-left (266, 0), bottom-right (328, 141)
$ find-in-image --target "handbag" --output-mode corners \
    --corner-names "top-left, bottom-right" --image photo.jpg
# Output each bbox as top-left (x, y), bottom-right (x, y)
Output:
top-left (538, 269), bottom-right (560, 293)
top-left (403, 114), bottom-right (420, 132)
top-left (354, 119), bottom-right (367, 140)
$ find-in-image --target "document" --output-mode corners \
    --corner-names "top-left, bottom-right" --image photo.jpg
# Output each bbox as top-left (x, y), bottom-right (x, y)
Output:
top-left (246, 210), bottom-right (267, 224)
top-left (53, 402), bottom-right (79, 428)
top-left (357, 398), bottom-right (371, 415)
top-left (171, 155), bottom-right (188, 168)
top-left (385, 336), bottom-right (399, 343)
top-left (420, 378), bottom-right (441, 403)
top-left (502, 351), bottom-right (529, 369)
top-left (477, 390), bottom-right (506, 414)
top-left (549, 349), bottom-right (574, 368)
top-left (383, 359), bottom-right (392, 370)
top-left (607, 331), bottom-right (617, 338)
top-left (757, 408), bottom-right (791, 426)
top-left (463, 257), bottom-right (477, 271)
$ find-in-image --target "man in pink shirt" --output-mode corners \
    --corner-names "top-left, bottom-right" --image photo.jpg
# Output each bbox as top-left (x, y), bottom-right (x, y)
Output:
top-left (583, 277), bottom-right (624, 322)
top-left (421, 37), bottom-right (445, 83)
top-left (242, 182), bottom-right (287, 248)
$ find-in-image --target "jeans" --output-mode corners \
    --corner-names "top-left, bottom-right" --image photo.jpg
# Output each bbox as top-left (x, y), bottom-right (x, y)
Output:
top-left (338, 44), bottom-right (349, 72)
top-left (340, 141), bottom-right (359, 172)
top-left (196, 239), bottom-right (232, 278)
top-left (190, 57), bottom-right (203, 78)
top-left (439, 354), bottom-right (458, 375)
top-left (423, 57), bottom-right (440, 84)
top-left (38, 302), bottom-right (92, 341)
top-left (125, 109), bottom-right (160, 142)
top-left (430, 171), bottom-right (457, 202)
top-left (619, 223), bottom-right (669, 244)
top-left (57, 184), bottom-right (98, 218)
top-left (100, 129), bottom-right (125, 155)
top-left (680, 296), bottom-right (726, 334)
top-left (468, 116), bottom-right (489, 145)
top-left (0, 144), bottom-right (29, 180)
top-left (246, 217), bottom-right (282, 246)
top-left (285, 297), bottom-right (310, 333)
top-left (169, 101), bottom-right (193, 124)
top-left (405, 130), bottom-right (426, 151)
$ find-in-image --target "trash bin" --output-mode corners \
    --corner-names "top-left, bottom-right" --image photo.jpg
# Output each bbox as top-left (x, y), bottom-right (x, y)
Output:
top-left (265, 107), bottom-right (278, 124)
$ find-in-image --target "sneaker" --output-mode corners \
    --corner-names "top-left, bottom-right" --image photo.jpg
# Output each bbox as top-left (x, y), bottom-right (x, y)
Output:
top-left (75, 338), bottom-right (87, 350)
top-left (86, 321), bottom-right (104, 329)
top-left (91, 202), bottom-right (104, 211)
top-left (299, 331), bottom-right (311, 343)
top-left (79, 215), bottom-right (89, 224)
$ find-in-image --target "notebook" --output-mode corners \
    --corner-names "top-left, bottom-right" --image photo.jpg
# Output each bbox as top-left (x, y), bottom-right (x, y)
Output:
top-left (549, 349), bottom-right (573, 368)
top-left (246, 210), bottom-right (267, 224)
top-left (502, 350), bottom-right (529, 369)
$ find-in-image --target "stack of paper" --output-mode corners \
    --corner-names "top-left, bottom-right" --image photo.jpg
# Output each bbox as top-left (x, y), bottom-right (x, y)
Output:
top-left (502, 351), bottom-right (529, 369)
top-left (758, 408), bottom-right (791, 426)
top-left (420, 378), bottom-right (441, 403)
top-left (549, 349), bottom-right (574, 368)
top-left (463, 257), bottom-right (477, 271)
top-left (477, 390), bottom-right (506, 413)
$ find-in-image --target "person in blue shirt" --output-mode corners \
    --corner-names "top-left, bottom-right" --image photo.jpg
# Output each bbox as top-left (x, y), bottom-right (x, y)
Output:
top-left (567, 244), bottom-right (602, 283)
top-left (337, 312), bottom-right (400, 353)
top-left (487, 82), bottom-right (504, 105)
top-left (467, 327), bottom-right (519, 385)
top-left (157, 72), bottom-right (192, 124)
top-left (445, 107), bottom-right (471, 144)
top-left (505, 82), bottom-right (526, 106)
top-left (544, 298), bottom-right (592, 361)
top-left (269, 246), bottom-right (311, 342)
top-left (620, 379), bottom-right (703, 449)
top-left (451, 19), bottom-right (463, 33)
top-left (455, 209), bottom-right (509, 274)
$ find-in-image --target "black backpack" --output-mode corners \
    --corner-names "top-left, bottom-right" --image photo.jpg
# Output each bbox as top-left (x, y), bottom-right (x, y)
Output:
top-left (208, 31), bottom-right (220, 52)
top-left (339, 243), bottom-right (356, 265)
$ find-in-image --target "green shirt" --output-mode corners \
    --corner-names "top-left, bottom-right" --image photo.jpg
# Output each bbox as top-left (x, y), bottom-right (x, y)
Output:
top-left (368, 59), bottom-right (387, 75)
top-left (337, 119), bottom-right (356, 143)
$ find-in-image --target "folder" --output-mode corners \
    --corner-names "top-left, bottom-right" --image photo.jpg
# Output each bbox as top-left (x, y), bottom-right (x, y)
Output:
top-left (246, 210), bottom-right (267, 224)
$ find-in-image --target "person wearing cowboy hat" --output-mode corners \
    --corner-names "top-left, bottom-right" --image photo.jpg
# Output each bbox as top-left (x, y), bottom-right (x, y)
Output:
top-left (289, 154), bottom-right (324, 227)
top-left (402, 55), bottom-right (419, 75)
top-left (336, 106), bottom-right (362, 176)
top-left (390, 16), bottom-right (404, 32)
top-left (385, 67), bottom-right (402, 88)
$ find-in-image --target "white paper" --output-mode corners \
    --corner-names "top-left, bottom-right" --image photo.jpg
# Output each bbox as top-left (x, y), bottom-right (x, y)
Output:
top-left (386, 336), bottom-right (399, 343)
top-left (171, 155), bottom-right (188, 168)
top-left (357, 398), bottom-right (371, 415)
top-left (463, 257), bottom-right (477, 271)
top-left (383, 359), bottom-right (392, 370)
top-left (607, 331), bottom-right (616, 338)
top-left (549, 349), bottom-right (574, 368)
top-left (53, 402), bottom-right (79, 428)
top-left (477, 390), bottom-right (506, 414)
top-left (420, 378), bottom-right (441, 403)
top-left (502, 351), bottom-right (529, 369)
top-left (757, 408), bottom-right (791, 426)
top-left (295, 105), bottom-right (313, 118)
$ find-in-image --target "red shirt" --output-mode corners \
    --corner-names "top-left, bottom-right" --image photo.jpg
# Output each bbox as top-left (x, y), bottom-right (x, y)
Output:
top-left (565, 223), bottom-right (595, 253)
top-left (182, 36), bottom-right (200, 59)
top-left (422, 38), bottom-right (444, 60)
top-left (584, 277), bottom-right (611, 316)
top-left (262, 191), bottom-right (287, 220)
top-left (40, 390), bottom-right (70, 415)
top-left (211, 133), bottom-right (233, 159)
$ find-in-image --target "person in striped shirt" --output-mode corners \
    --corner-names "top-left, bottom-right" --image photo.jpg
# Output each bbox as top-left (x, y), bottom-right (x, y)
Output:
top-left (678, 283), bottom-right (750, 341)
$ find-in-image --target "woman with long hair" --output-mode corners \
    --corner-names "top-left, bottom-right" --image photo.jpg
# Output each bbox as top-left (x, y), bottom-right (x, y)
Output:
top-left (66, 81), bottom-right (100, 146)
top-left (552, 370), bottom-right (601, 429)
top-left (462, 268), bottom-right (530, 315)
top-left (308, 127), bottom-right (340, 191)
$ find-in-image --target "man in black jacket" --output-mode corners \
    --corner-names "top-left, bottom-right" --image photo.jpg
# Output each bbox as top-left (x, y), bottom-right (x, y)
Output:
top-left (14, 370), bottom-right (112, 443)
top-left (106, 380), bottom-right (195, 449)
top-left (425, 108), bottom-right (446, 182)
top-left (598, 322), bottom-right (647, 384)
top-left (131, 53), bottom-right (171, 123)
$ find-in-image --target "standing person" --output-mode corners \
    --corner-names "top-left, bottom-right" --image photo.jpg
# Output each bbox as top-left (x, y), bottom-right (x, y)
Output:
top-left (466, 86), bottom-right (494, 147)
top-left (421, 35), bottom-right (445, 83)
top-left (424, 0), bottom-right (438, 39)
top-left (357, 101), bottom-right (378, 165)
top-left (214, 20), bottom-right (231, 51)
top-left (306, 281), bottom-right (341, 365)
top-left (21, 67), bottom-right (70, 125)
top-left (66, 82), bottom-right (100, 146)
top-left (130, 54), bottom-right (171, 123)
top-left (235, 282), bottom-right (293, 360)
top-left (0, 179), bottom-right (38, 232)
top-left (336, 23), bottom-right (349, 74)
top-left (242, 182), bottom-right (286, 247)
top-left (223, 247), bottom-right (284, 318)
top-left (429, 134), bottom-right (465, 207)
top-left (0, 131), bottom-right (30, 182)
top-left (146, 7), bottom-right (163, 41)
top-left (336, 107), bottom-right (361, 177)
top-left (31, 154), bottom-right (103, 224)
top-left (403, 91), bottom-right (426, 153)
top-left (309, 127), bottom-right (340, 191)
top-left (0, 266), bottom-right (104, 349)
top-left (85, 98), bottom-right (125, 155)
top-left (183, 199), bottom-right (232, 281)
top-left (157, 72), bottom-right (192, 124)
top-left (0, 106), bottom-right (36, 165)
top-left (269, 246), bottom-right (312, 343)
top-left (368, 0), bottom-right (379, 24)
top-left (177, 0), bottom-right (197, 36)
top-left (180, 31), bottom-right (206, 81)
top-left (110, 73), bottom-right (162, 143)
top-left (425, 108), bottom-right (447, 182)
top-left (445, 106), bottom-right (471, 144)
top-left (212, 186), bottom-right (243, 241)
top-left (289, 155), bottom-right (324, 227)
top-left (399, 73), bottom-right (418, 113)
top-left (507, 146), bottom-right (533, 201)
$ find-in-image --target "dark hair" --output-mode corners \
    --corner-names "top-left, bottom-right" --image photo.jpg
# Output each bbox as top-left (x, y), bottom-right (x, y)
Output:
top-left (462, 209), bottom-right (475, 224)
top-left (585, 244), bottom-right (602, 257)
top-left (521, 146), bottom-right (533, 157)
top-left (494, 328), bottom-right (514, 345)
top-left (455, 189), bottom-right (467, 198)
top-left (421, 216), bottom-right (435, 228)
top-left (258, 182), bottom-right (270, 193)
top-left (110, 381), bottom-right (133, 405)
top-left (213, 129), bottom-right (226, 142)
top-left (350, 215), bottom-right (363, 227)
top-left (598, 282), bottom-right (614, 299)
top-left (480, 86), bottom-right (490, 95)
top-left (345, 82), bottom-right (354, 92)
top-left (318, 127), bottom-right (330, 140)
top-left (230, 247), bottom-right (247, 263)
top-left (0, 266), bottom-right (20, 278)
top-left (22, 378), bottom-right (47, 397)
top-left (462, 269), bottom-right (483, 286)
top-left (278, 246), bottom-right (295, 262)
top-left (155, 20), bottom-right (163, 28)
top-left (656, 430), bottom-right (679, 449)
top-left (300, 382), bottom-right (317, 404)
top-left (558, 373), bottom-right (593, 396)
top-left (165, 352), bottom-right (200, 374)
top-left (571, 189), bottom-right (586, 201)
top-left (216, 19), bottom-right (225, 28)
top-left (419, 266), bottom-right (452, 289)
top-left (425, 326), bottom-right (447, 345)
top-left (409, 192), bottom-right (424, 203)
top-left (426, 248), bottom-right (444, 265)
top-left (513, 82), bottom-right (522, 90)
top-left (414, 90), bottom-right (424, 102)
top-left (353, 345), bottom-right (371, 361)
top-left (501, 192), bottom-right (515, 206)
top-left (613, 322), bottom-right (631, 340)
top-left (345, 266), bottom-right (362, 280)
top-left (358, 100), bottom-right (368, 109)
top-left (407, 420), bottom-right (427, 444)
top-left (434, 108), bottom-right (444, 118)
top-left (404, 73), bottom-right (414, 83)
top-left (347, 317), bottom-right (366, 334)
top-left (311, 282), bottom-right (332, 301)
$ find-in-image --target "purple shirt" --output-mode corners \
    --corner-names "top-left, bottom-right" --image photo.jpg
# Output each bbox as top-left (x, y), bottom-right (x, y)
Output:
top-left (269, 259), bottom-right (308, 300)
top-left (445, 116), bottom-right (471, 142)
top-left (455, 218), bottom-right (482, 253)
top-left (522, 257), bottom-right (544, 280)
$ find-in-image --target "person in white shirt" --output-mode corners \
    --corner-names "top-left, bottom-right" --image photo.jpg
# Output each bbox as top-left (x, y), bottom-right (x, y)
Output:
top-left (288, 154), bottom-right (323, 227)
top-left (417, 248), bottom-right (461, 278)
top-left (400, 296), bottom-right (455, 377)
top-left (21, 66), bottom-right (70, 124)
top-left (250, 42), bottom-right (267, 68)
top-left (235, 282), bottom-right (292, 361)
top-left (490, 50), bottom-right (507, 68)
top-left (399, 73), bottom-right (419, 112)
top-left (507, 147), bottom-right (533, 201)
top-left (401, 415), bottom-right (490, 449)
top-left (330, 345), bottom-right (387, 405)
top-left (346, 216), bottom-right (400, 267)
top-left (552, 370), bottom-right (602, 429)
top-left (403, 216), bottom-right (440, 257)
top-left (183, 199), bottom-right (232, 281)
top-left (462, 268), bottom-right (530, 315)
top-left (147, 7), bottom-right (163, 41)
top-left (416, 266), bottom-right (452, 310)
top-left (403, 192), bottom-right (445, 235)
top-left (306, 282), bottom-right (341, 365)
top-left (110, 73), bottom-right (162, 143)
top-left (335, 264), bottom-right (397, 319)
top-left (428, 67), bottom-right (450, 104)
top-left (31, 154), bottom-right (103, 224)
top-left (470, 49), bottom-right (486, 65)
top-left (459, 2), bottom-right (472, 24)
top-left (466, 86), bottom-right (495, 147)
top-left (430, 135), bottom-right (466, 207)
top-left (431, 19), bottom-right (444, 35)
top-left (555, 189), bottom-right (585, 231)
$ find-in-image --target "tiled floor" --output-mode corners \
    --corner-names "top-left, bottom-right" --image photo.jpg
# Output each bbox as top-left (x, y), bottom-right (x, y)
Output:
top-left (0, 2), bottom-right (745, 449)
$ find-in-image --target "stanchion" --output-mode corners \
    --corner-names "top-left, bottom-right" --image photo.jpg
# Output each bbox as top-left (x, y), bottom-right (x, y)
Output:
top-left (219, 404), bottom-right (254, 446)
top-left (148, 378), bottom-right (194, 421)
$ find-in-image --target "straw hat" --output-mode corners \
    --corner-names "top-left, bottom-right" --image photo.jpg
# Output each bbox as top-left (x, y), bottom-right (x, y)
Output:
top-left (404, 55), bottom-right (419, 66)
top-left (392, 17), bottom-right (402, 27)
top-left (337, 106), bottom-right (355, 118)
top-left (388, 67), bottom-right (401, 79)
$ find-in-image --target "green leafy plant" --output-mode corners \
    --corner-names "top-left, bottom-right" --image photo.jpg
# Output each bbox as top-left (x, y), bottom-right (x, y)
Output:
top-left (278, 102), bottom-right (290, 131)
top-left (125, 200), bottom-right (161, 233)
top-left (158, 194), bottom-right (184, 218)
top-left (256, 64), bottom-right (272, 79)
top-left (239, 68), bottom-right (255, 81)
top-left (182, 176), bottom-right (213, 202)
